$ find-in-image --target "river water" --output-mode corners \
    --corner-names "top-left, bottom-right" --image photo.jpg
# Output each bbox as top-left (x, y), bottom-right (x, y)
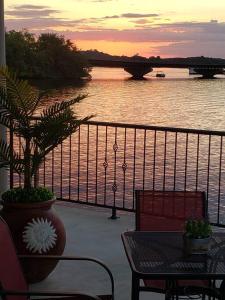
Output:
top-left (41, 67), bottom-right (225, 131)
top-left (29, 67), bottom-right (225, 222)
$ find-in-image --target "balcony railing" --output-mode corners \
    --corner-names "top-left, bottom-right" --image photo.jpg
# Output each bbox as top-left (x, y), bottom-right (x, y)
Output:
top-left (10, 120), bottom-right (225, 227)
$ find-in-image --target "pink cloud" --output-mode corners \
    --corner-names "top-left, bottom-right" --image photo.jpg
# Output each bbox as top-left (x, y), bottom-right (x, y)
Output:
top-left (5, 6), bottom-right (225, 58)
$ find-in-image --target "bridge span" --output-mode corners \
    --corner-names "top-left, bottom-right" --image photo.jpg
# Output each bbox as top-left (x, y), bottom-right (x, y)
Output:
top-left (88, 58), bottom-right (225, 79)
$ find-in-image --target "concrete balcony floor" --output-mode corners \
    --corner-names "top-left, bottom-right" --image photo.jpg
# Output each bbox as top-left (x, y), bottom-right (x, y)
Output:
top-left (30, 202), bottom-right (164, 300)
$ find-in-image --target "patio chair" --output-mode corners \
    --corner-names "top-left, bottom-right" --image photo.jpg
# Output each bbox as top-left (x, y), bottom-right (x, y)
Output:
top-left (0, 216), bottom-right (114, 300)
top-left (136, 190), bottom-right (207, 232)
top-left (135, 190), bottom-right (210, 296)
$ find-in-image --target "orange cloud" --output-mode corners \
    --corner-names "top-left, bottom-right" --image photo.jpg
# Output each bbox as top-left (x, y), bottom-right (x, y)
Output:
top-left (5, 4), bottom-right (225, 58)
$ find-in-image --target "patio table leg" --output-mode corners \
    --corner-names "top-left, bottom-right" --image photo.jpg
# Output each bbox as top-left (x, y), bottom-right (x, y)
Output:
top-left (131, 273), bottom-right (139, 300)
top-left (165, 280), bottom-right (176, 300)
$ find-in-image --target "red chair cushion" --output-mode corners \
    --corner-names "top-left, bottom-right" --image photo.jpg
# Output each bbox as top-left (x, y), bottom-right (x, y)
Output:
top-left (0, 217), bottom-right (28, 300)
top-left (136, 191), bottom-right (206, 231)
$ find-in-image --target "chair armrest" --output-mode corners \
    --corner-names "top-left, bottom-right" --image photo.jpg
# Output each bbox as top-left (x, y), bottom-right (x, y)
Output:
top-left (0, 289), bottom-right (102, 300)
top-left (18, 255), bottom-right (114, 300)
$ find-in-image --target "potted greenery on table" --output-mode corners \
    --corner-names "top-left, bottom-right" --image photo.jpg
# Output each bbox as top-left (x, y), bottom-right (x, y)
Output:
top-left (183, 219), bottom-right (212, 255)
top-left (0, 67), bottom-right (92, 283)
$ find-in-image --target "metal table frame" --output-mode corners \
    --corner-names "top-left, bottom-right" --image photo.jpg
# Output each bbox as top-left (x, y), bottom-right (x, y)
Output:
top-left (122, 231), bottom-right (225, 300)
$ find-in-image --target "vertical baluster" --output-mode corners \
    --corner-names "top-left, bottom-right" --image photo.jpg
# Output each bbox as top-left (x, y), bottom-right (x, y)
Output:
top-left (163, 131), bottom-right (167, 191)
top-left (19, 136), bottom-right (22, 186)
top-left (86, 124), bottom-right (90, 203)
top-left (153, 130), bottom-right (157, 191)
top-left (195, 134), bottom-right (200, 191)
top-left (60, 141), bottom-right (63, 199)
top-left (43, 150), bottom-right (46, 187)
top-left (142, 129), bottom-right (147, 190)
top-left (173, 132), bottom-right (178, 191)
top-left (132, 128), bottom-right (137, 210)
top-left (122, 127), bottom-right (127, 208)
top-left (162, 131), bottom-right (167, 213)
top-left (95, 125), bottom-right (99, 204)
top-left (36, 158), bottom-right (40, 188)
top-left (206, 135), bottom-right (211, 212)
top-left (112, 127), bottom-right (118, 204)
top-left (51, 149), bottom-right (54, 194)
top-left (184, 133), bottom-right (189, 191)
top-left (103, 126), bottom-right (108, 206)
top-left (68, 134), bottom-right (72, 200)
top-left (217, 136), bottom-right (223, 224)
top-left (77, 125), bottom-right (81, 201)
top-left (9, 122), bottom-right (14, 189)
top-left (34, 119), bottom-right (39, 187)
top-left (111, 126), bottom-right (118, 219)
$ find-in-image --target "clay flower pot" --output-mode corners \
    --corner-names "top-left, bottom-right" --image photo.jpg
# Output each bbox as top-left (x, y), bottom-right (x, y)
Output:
top-left (183, 234), bottom-right (211, 255)
top-left (1, 199), bottom-right (66, 283)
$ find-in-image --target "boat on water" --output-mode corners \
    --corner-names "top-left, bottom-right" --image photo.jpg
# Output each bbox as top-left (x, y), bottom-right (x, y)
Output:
top-left (156, 71), bottom-right (165, 78)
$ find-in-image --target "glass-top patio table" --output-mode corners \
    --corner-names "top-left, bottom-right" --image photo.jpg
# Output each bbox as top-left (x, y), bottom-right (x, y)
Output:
top-left (121, 231), bottom-right (225, 300)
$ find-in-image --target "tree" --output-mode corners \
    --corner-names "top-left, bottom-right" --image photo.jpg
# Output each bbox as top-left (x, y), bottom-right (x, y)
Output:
top-left (37, 33), bottom-right (90, 79)
top-left (6, 30), bottom-right (90, 79)
top-left (6, 30), bottom-right (37, 78)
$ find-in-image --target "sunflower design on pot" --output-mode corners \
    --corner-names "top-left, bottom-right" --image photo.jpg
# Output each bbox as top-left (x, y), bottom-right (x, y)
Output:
top-left (22, 218), bottom-right (57, 254)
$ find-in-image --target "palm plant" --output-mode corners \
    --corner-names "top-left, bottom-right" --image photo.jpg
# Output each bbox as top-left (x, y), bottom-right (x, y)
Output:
top-left (0, 67), bottom-right (92, 200)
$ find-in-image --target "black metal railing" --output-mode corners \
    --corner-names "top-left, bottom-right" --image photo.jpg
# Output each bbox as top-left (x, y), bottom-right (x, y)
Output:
top-left (10, 120), bottom-right (225, 226)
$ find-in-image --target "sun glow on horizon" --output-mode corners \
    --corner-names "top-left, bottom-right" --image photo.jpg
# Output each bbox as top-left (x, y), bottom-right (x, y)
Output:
top-left (76, 40), bottom-right (173, 58)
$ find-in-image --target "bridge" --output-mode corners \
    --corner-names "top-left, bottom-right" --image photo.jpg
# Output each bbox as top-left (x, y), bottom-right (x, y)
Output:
top-left (88, 58), bottom-right (225, 79)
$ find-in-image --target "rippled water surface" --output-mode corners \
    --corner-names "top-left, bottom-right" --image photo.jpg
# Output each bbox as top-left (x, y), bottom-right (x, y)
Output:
top-left (28, 68), bottom-right (225, 221)
top-left (41, 67), bottom-right (225, 131)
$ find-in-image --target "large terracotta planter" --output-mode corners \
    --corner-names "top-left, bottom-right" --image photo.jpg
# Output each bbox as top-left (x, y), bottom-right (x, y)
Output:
top-left (0, 199), bottom-right (66, 283)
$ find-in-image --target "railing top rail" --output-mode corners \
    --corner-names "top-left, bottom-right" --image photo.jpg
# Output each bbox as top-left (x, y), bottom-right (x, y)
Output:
top-left (85, 120), bottom-right (225, 137)
top-left (30, 117), bottom-right (225, 136)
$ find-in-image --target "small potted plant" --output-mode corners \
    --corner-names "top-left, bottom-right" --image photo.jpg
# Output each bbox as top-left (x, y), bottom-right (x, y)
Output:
top-left (0, 67), bottom-right (92, 282)
top-left (183, 219), bottom-right (212, 254)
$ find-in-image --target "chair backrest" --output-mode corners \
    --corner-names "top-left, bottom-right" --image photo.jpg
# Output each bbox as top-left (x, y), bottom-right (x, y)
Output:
top-left (135, 190), bottom-right (207, 231)
top-left (0, 216), bottom-right (28, 300)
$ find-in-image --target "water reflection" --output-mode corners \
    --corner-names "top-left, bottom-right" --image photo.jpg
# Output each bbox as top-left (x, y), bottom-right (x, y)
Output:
top-left (30, 78), bottom-right (87, 91)
top-left (30, 67), bottom-right (225, 131)
top-left (18, 67), bottom-right (225, 224)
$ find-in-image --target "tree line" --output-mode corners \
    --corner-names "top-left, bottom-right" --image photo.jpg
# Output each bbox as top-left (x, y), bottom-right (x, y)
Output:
top-left (6, 30), bottom-right (90, 79)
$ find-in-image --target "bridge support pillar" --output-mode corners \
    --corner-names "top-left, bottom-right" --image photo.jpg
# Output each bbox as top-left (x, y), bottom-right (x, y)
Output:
top-left (193, 68), bottom-right (225, 79)
top-left (124, 66), bottom-right (153, 79)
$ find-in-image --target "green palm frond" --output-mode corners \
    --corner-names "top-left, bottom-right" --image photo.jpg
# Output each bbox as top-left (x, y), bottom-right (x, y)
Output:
top-left (0, 139), bottom-right (24, 174)
top-left (0, 111), bottom-right (12, 128)
top-left (33, 110), bottom-right (92, 155)
top-left (0, 67), bottom-right (40, 118)
top-left (41, 94), bottom-right (87, 118)
top-left (0, 83), bottom-right (27, 126)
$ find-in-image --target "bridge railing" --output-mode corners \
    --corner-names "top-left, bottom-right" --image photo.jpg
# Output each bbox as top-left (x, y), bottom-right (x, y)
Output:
top-left (10, 120), bottom-right (225, 226)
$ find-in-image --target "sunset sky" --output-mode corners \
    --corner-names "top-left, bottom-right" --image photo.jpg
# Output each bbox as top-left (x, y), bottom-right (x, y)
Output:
top-left (4, 0), bottom-right (225, 58)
